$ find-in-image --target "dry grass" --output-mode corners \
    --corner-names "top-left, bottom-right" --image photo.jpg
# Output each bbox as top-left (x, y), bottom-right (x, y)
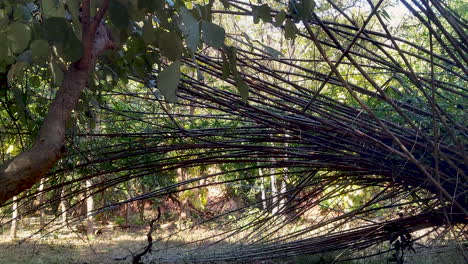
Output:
top-left (0, 218), bottom-right (465, 264)
top-left (0, 218), bottom-right (252, 264)
top-left (0, 224), bottom-right (149, 264)
top-left (0, 220), bottom-right (295, 264)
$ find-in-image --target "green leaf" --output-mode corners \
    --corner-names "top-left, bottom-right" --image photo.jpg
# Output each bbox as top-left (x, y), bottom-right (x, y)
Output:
top-left (157, 60), bottom-right (181, 103)
top-left (154, 7), bottom-right (173, 29)
top-left (65, 0), bottom-right (81, 36)
top-left (159, 31), bottom-right (183, 61)
top-left (221, 52), bottom-right (230, 80)
top-left (263, 45), bottom-right (283, 58)
top-left (133, 56), bottom-right (147, 76)
top-left (220, 0), bottom-right (230, 9)
top-left (29, 75), bottom-right (41, 87)
top-left (14, 5), bottom-right (32, 23)
top-left (138, 0), bottom-right (163, 12)
top-left (43, 17), bottom-right (69, 42)
top-left (125, 35), bottom-right (145, 58)
top-left (274, 10), bottom-right (286, 26)
top-left (179, 7), bottom-right (199, 53)
top-left (17, 50), bottom-right (32, 64)
top-left (195, 4), bottom-right (213, 22)
top-left (225, 46), bottom-right (238, 74)
top-left (109, 0), bottom-right (130, 28)
top-left (42, 16), bottom-right (81, 61)
top-left (223, 46), bottom-right (249, 100)
top-left (31, 39), bottom-right (50, 63)
top-left (42, 0), bottom-right (66, 18)
top-left (7, 61), bottom-right (28, 85)
top-left (252, 4), bottom-right (272, 24)
top-left (108, 24), bottom-right (121, 47)
top-left (201, 21), bottom-right (225, 49)
top-left (142, 18), bottom-right (156, 45)
top-left (31, 22), bottom-right (46, 41)
top-left (7, 22), bottom-right (31, 54)
top-left (11, 87), bottom-right (27, 123)
top-left (0, 31), bottom-right (8, 59)
top-left (192, 51), bottom-right (204, 82)
top-left (197, 68), bottom-right (204, 82)
top-left (234, 75), bottom-right (249, 101)
top-left (0, 9), bottom-right (8, 28)
top-left (59, 30), bottom-right (83, 62)
top-left (289, 0), bottom-right (315, 21)
top-left (90, 96), bottom-right (100, 110)
top-left (50, 60), bottom-right (63, 86)
top-left (5, 56), bottom-right (15, 65)
top-left (301, 0), bottom-right (316, 19)
top-left (145, 51), bottom-right (160, 68)
top-left (381, 9), bottom-right (391, 21)
top-left (284, 18), bottom-right (297, 40)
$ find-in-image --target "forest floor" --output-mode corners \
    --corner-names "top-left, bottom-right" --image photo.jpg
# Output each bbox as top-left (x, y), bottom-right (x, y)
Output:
top-left (0, 220), bottom-right (290, 264)
top-left (0, 218), bottom-right (465, 264)
top-left (0, 226), bottom-right (149, 264)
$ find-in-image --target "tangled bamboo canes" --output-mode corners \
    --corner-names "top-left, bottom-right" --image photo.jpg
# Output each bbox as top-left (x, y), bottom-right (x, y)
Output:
top-left (1, 0), bottom-right (466, 262)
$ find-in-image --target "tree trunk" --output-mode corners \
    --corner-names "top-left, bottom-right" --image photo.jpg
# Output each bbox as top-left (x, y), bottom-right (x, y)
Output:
top-left (138, 180), bottom-right (146, 222)
top-left (177, 168), bottom-right (190, 221)
top-left (279, 133), bottom-right (289, 215)
top-left (85, 106), bottom-right (102, 234)
top-left (0, 66), bottom-right (88, 206)
top-left (139, 200), bottom-right (145, 222)
top-left (270, 165), bottom-right (278, 215)
top-left (10, 196), bottom-right (18, 239)
top-left (126, 181), bottom-right (132, 225)
top-left (60, 188), bottom-right (68, 226)
top-left (279, 178), bottom-right (287, 215)
top-left (85, 179), bottom-right (94, 236)
top-left (38, 179), bottom-right (46, 227)
top-left (259, 168), bottom-right (267, 210)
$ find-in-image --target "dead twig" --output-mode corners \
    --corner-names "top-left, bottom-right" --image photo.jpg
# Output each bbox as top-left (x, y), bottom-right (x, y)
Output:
top-left (132, 207), bottom-right (161, 264)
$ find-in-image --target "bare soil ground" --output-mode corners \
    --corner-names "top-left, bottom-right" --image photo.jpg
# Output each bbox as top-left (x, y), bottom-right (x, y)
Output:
top-left (0, 228), bottom-right (148, 264)
top-left (0, 219), bottom-right (465, 264)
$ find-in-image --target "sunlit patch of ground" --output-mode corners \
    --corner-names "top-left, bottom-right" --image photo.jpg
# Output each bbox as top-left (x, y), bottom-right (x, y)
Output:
top-left (0, 220), bottom-right (302, 264)
top-left (0, 228), bottom-right (148, 264)
top-left (0, 219), bottom-right (465, 264)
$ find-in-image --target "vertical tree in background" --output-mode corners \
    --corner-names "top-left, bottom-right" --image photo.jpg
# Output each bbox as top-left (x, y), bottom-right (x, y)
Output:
top-left (85, 179), bottom-right (93, 235)
top-left (259, 167), bottom-right (267, 210)
top-left (38, 179), bottom-right (46, 228)
top-left (9, 196), bottom-right (18, 239)
top-left (270, 162), bottom-right (278, 215)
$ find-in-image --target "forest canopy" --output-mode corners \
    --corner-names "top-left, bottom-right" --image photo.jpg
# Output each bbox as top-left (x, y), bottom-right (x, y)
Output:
top-left (0, 0), bottom-right (466, 263)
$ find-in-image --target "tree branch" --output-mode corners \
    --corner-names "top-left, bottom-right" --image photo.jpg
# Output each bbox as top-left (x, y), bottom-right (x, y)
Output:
top-left (132, 207), bottom-right (161, 264)
top-left (90, 0), bottom-right (109, 34)
top-left (79, 0), bottom-right (110, 69)
top-left (81, 0), bottom-right (91, 31)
